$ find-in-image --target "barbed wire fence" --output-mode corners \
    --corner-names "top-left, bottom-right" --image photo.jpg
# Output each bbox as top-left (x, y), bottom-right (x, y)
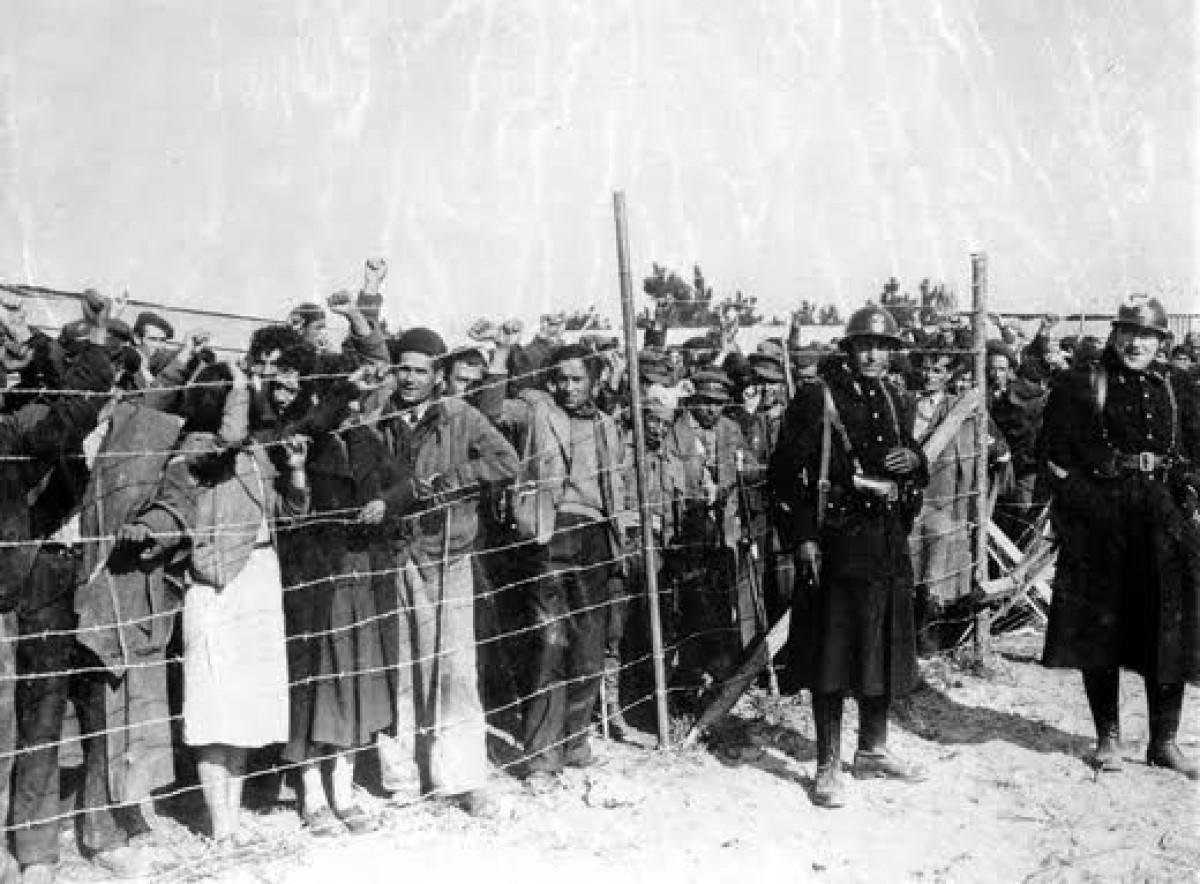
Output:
top-left (0, 234), bottom-right (1053, 875)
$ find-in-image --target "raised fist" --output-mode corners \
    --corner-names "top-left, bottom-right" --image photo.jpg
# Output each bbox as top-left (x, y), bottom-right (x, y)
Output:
top-left (364, 258), bottom-right (388, 290)
top-left (467, 319), bottom-right (499, 343)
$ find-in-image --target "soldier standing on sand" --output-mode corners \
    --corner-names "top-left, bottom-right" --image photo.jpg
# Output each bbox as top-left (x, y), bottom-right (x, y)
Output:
top-left (1041, 295), bottom-right (1200, 779)
top-left (770, 304), bottom-right (930, 808)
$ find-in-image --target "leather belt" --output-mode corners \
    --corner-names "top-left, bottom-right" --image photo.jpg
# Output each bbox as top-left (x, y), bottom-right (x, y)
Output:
top-left (1114, 452), bottom-right (1171, 473)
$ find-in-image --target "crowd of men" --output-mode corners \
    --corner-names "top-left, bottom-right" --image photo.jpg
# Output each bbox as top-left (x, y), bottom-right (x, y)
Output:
top-left (0, 261), bottom-right (1196, 880)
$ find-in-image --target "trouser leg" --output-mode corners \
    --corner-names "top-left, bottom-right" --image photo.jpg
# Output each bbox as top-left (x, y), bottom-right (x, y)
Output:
top-left (418, 556), bottom-right (487, 795)
top-left (562, 554), bottom-right (610, 762)
top-left (11, 558), bottom-right (77, 867)
top-left (0, 610), bottom-right (19, 870)
top-left (72, 662), bottom-right (126, 858)
top-left (521, 557), bottom-right (569, 774)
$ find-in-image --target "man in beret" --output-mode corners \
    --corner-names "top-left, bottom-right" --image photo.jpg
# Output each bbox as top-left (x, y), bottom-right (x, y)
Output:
top-left (132, 311), bottom-right (174, 370)
top-left (366, 327), bottom-right (519, 816)
top-left (1041, 295), bottom-right (1199, 779)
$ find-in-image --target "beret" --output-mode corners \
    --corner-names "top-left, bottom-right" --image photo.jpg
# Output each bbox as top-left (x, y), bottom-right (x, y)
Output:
top-left (133, 310), bottom-right (174, 339)
top-left (288, 302), bottom-right (326, 327)
top-left (395, 327), bottom-right (447, 359)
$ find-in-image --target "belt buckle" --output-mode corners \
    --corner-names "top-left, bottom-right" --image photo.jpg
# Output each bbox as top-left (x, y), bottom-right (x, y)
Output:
top-left (1138, 452), bottom-right (1155, 472)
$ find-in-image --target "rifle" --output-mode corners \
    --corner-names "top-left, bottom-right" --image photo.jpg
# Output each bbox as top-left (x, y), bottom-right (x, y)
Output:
top-left (734, 448), bottom-right (779, 696)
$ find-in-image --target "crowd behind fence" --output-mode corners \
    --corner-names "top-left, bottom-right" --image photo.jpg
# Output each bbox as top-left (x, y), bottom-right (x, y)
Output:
top-left (0, 260), bottom-right (1149, 877)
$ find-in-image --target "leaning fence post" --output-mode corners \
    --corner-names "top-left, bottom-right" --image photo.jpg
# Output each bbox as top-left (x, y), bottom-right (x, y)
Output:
top-left (971, 252), bottom-right (992, 656)
top-left (613, 191), bottom-right (671, 747)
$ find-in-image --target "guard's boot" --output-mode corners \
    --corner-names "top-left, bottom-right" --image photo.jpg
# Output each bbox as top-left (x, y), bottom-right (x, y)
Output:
top-left (602, 658), bottom-right (654, 747)
top-left (1146, 682), bottom-right (1199, 780)
top-left (1083, 668), bottom-right (1122, 771)
top-left (852, 695), bottom-right (927, 782)
top-left (811, 693), bottom-right (845, 808)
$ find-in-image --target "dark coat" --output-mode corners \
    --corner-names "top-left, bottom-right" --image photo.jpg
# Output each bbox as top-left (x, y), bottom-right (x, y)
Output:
top-left (1041, 350), bottom-right (1200, 684)
top-left (988, 378), bottom-right (1047, 478)
top-left (771, 357), bottom-right (929, 698)
top-left (281, 425), bottom-right (404, 760)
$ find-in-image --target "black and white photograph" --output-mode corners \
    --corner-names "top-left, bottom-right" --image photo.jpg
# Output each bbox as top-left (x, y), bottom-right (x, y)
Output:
top-left (0, 2), bottom-right (1196, 882)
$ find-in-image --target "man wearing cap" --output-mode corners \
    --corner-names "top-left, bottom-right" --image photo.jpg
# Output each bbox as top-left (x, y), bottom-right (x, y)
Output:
top-left (663, 368), bottom-right (757, 687)
top-left (367, 327), bottom-right (520, 816)
top-left (1041, 295), bottom-right (1200, 779)
top-left (771, 304), bottom-right (929, 808)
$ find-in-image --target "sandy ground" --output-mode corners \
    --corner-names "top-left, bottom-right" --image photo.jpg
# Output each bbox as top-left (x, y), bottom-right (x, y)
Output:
top-left (46, 632), bottom-right (1198, 884)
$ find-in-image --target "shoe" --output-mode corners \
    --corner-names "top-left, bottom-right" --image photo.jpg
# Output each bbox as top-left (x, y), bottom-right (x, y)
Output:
top-left (332, 804), bottom-right (379, 835)
top-left (301, 806), bottom-right (345, 838)
top-left (1147, 743), bottom-right (1200, 780)
top-left (1088, 735), bottom-right (1123, 772)
top-left (852, 749), bottom-right (927, 782)
top-left (450, 790), bottom-right (500, 819)
top-left (91, 845), bottom-right (153, 879)
top-left (564, 743), bottom-right (602, 769)
top-left (811, 763), bottom-right (845, 808)
top-left (523, 771), bottom-right (563, 795)
top-left (15, 862), bottom-right (50, 884)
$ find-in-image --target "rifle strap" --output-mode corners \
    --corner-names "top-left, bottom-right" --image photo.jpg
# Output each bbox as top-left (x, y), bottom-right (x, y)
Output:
top-left (817, 383), bottom-right (849, 529)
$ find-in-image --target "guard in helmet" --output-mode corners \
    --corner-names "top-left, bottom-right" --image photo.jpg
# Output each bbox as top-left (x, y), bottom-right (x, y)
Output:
top-left (770, 304), bottom-right (929, 808)
top-left (1041, 294), bottom-right (1200, 778)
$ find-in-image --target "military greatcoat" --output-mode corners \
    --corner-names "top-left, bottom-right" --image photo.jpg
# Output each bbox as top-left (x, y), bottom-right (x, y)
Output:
top-left (1042, 349), bottom-right (1200, 684)
top-left (771, 357), bottom-right (928, 698)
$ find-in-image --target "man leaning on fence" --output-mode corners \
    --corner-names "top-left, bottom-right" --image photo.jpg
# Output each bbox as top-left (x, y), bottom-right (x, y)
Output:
top-left (771, 304), bottom-right (930, 809)
top-left (0, 296), bottom-right (115, 883)
top-left (1041, 295), bottom-right (1200, 779)
top-left (516, 343), bottom-right (628, 791)
top-left (369, 327), bottom-right (520, 817)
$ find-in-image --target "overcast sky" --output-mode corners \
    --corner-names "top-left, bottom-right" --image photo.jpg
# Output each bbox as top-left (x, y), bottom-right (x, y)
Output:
top-left (1, 1), bottom-right (1194, 340)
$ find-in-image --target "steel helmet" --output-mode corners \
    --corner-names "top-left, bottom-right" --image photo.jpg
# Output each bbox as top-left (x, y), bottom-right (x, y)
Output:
top-left (841, 304), bottom-right (904, 349)
top-left (1113, 294), bottom-right (1169, 337)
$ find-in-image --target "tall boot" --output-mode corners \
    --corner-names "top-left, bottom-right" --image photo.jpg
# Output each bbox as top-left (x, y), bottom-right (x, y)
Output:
top-left (1146, 681), bottom-right (1199, 779)
top-left (1082, 668), bottom-right (1122, 771)
top-left (852, 695), bottom-right (926, 782)
top-left (811, 693), bottom-right (845, 808)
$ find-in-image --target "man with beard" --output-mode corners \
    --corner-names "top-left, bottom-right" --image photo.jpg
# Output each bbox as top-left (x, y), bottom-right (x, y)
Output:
top-left (771, 304), bottom-right (929, 809)
top-left (1041, 295), bottom-right (1199, 779)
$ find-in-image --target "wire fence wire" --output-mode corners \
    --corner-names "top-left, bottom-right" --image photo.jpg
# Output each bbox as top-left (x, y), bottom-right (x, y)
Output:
top-left (0, 288), bottom-right (1031, 875)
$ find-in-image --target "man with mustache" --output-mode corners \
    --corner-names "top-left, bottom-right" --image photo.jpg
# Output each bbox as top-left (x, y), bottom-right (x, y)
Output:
top-left (771, 304), bottom-right (929, 809)
top-left (1041, 295), bottom-right (1199, 779)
